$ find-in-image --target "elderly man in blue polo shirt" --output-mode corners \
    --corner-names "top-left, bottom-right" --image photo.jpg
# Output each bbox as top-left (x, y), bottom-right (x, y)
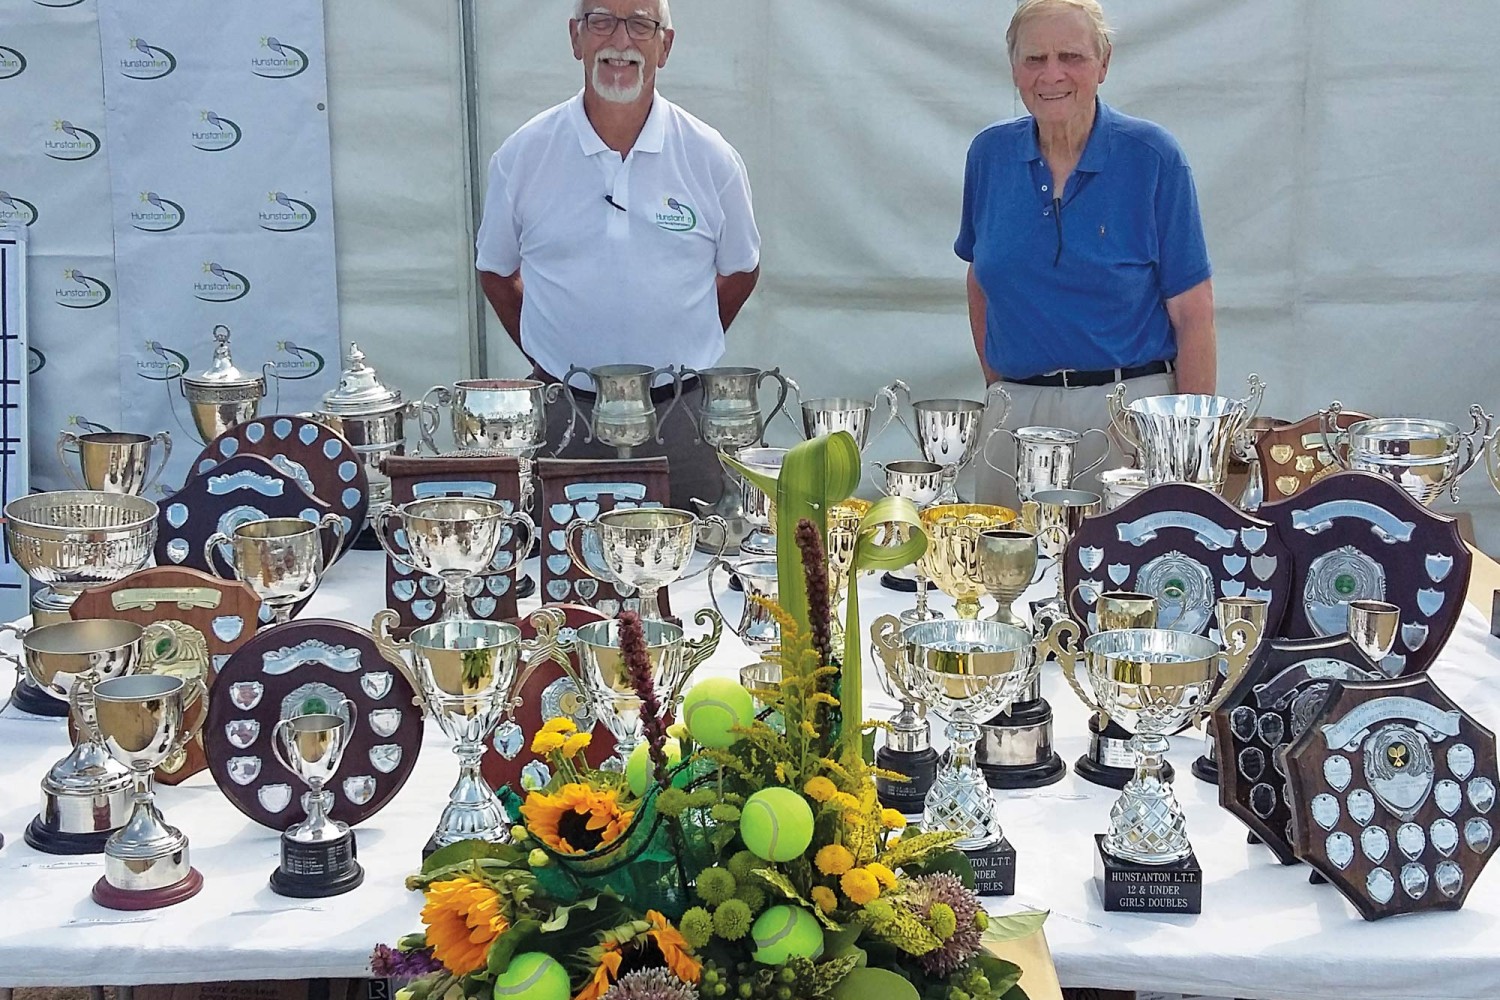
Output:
top-left (476, 0), bottom-right (761, 510)
top-left (960, 0), bottom-right (1214, 505)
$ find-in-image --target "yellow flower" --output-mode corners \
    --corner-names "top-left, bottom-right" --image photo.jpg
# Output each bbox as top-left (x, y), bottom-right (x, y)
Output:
top-left (804, 777), bottom-right (837, 803)
top-left (561, 732), bottom-right (592, 757)
top-left (810, 886), bottom-right (838, 914)
top-left (865, 862), bottom-right (898, 889)
top-left (541, 717), bottom-right (577, 735)
top-left (520, 783), bottom-right (634, 854)
top-left (646, 910), bottom-right (702, 984)
top-left (530, 730), bottom-right (566, 755)
top-left (815, 843), bottom-right (855, 877)
top-left (840, 868), bottom-right (881, 905)
top-left (880, 809), bottom-right (908, 830)
top-left (576, 943), bottom-right (622, 1000)
top-left (829, 792), bottom-right (861, 811)
top-left (418, 876), bottom-right (509, 976)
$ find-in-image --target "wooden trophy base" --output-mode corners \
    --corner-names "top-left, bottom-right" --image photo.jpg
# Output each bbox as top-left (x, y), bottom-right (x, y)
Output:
top-left (92, 868), bottom-right (203, 910)
top-left (966, 839), bottom-right (1017, 896)
top-left (1094, 835), bottom-right (1201, 913)
top-left (269, 832), bottom-right (364, 898)
top-left (24, 816), bottom-right (113, 855)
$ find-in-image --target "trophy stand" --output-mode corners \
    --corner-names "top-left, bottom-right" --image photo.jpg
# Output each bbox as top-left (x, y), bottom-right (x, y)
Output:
top-left (1093, 731), bottom-right (1202, 914)
top-left (268, 711), bottom-right (365, 897)
top-left (871, 631), bottom-right (938, 814)
top-left (1076, 715), bottom-right (1174, 789)
top-left (927, 714), bottom-right (1016, 895)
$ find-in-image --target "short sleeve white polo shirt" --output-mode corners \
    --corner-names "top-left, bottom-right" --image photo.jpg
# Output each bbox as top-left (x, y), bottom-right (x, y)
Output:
top-left (476, 90), bottom-right (760, 385)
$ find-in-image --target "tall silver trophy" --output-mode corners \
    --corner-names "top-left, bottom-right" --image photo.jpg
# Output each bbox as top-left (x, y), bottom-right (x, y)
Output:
top-left (268, 708), bottom-right (364, 897)
top-left (565, 508), bottom-right (726, 620)
top-left (782, 379), bottom-right (897, 450)
top-left (1060, 622), bottom-right (1261, 913)
top-left (870, 618), bottom-right (939, 816)
top-left (882, 381), bottom-right (1010, 504)
top-left (561, 364), bottom-right (684, 459)
top-left (172, 325), bottom-right (268, 446)
top-left (681, 366), bottom-right (790, 553)
top-left (1321, 401), bottom-right (1489, 506)
top-left (1109, 373), bottom-right (1266, 493)
top-left (375, 497), bottom-right (534, 621)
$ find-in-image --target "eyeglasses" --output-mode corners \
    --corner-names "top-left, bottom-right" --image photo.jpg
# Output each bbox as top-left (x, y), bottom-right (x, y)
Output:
top-left (580, 13), bottom-right (665, 41)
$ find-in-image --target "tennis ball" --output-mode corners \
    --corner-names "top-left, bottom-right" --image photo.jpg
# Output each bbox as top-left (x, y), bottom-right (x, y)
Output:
top-left (830, 968), bottom-right (919, 1000)
top-left (492, 952), bottom-right (569, 1000)
top-left (751, 905), bottom-right (825, 965)
top-left (625, 737), bottom-right (682, 796)
top-left (739, 787), bottom-right (814, 862)
top-left (682, 677), bottom-right (754, 749)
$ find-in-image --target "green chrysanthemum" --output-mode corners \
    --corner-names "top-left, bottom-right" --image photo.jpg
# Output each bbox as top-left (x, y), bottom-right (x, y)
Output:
top-left (712, 899), bottom-right (752, 941)
top-left (695, 867), bottom-right (737, 906)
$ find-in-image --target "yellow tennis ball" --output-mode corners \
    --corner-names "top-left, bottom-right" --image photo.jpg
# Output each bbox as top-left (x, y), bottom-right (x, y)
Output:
top-left (626, 737), bottom-right (682, 796)
top-left (739, 787), bottom-right (814, 862)
top-left (491, 952), bottom-right (569, 1000)
top-left (752, 905), bottom-right (825, 965)
top-left (682, 677), bottom-right (754, 749)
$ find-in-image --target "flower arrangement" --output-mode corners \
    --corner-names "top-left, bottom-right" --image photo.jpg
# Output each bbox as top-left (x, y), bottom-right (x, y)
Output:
top-left (374, 433), bottom-right (1046, 1000)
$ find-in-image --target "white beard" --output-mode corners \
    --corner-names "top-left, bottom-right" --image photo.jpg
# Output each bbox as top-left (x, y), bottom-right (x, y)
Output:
top-left (591, 46), bottom-right (645, 103)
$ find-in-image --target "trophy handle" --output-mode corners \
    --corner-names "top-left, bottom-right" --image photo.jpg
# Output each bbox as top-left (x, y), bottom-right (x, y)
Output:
top-left (1202, 619), bottom-right (1262, 719)
top-left (0, 648), bottom-right (21, 715)
top-left (335, 697), bottom-right (357, 746)
top-left (982, 427), bottom-right (1019, 480)
top-left (1106, 383), bottom-right (1141, 454)
top-left (372, 505), bottom-right (425, 576)
top-left (560, 365), bottom-right (596, 448)
top-left (758, 368), bottom-right (791, 443)
top-left (1318, 400), bottom-right (1352, 470)
top-left (318, 512), bottom-right (348, 563)
top-left (1077, 427), bottom-right (1112, 478)
top-left (56, 430), bottom-right (87, 490)
top-left (780, 376), bottom-right (808, 439)
top-left (140, 431), bottom-right (173, 495)
top-left (1232, 373), bottom-right (1267, 438)
top-left (678, 516), bottom-right (730, 581)
top-left (370, 609), bottom-right (424, 705)
top-left (415, 388), bottom-right (451, 455)
top-left (677, 608), bottom-right (723, 701)
top-left (868, 382), bottom-right (902, 446)
top-left (984, 382), bottom-right (1013, 431)
top-left (651, 366), bottom-right (685, 445)
top-left (537, 382), bottom-right (572, 455)
top-left (1055, 622), bottom-right (1104, 723)
top-left (1482, 406), bottom-right (1500, 496)
top-left (204, 531), bottom-right (235, 580)
top-left (513, 607), bottom-right (569, 710)
top-left (564, 519), bottom-right (621, 589)
top-left (706, 559), bottom-right (746, 641)
top-left (1447, 403), bottom-right (1491, 502)
top-left (71, 671), bottom-right (102, 742)
top-left (270, 717), bottom-right (298, 777)
top-left (869, 614), bottom-right (912, 697)
top-left (180, 677), bottom-right (210, 745)
top-left (1066, 580), bottom-right (1099, 628)
top-left (505, 510), bottom-right (536, 587)
top-left (868, 460), bottom-right (891, 496)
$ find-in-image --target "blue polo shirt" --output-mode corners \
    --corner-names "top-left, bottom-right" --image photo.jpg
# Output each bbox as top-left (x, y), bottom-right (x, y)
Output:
top-left (955, 100), bottom-right (1211, 381)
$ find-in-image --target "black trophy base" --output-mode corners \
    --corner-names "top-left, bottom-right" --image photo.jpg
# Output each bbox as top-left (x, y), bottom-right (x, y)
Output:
top-left (24, 816), bottom-right (113, 855)
top-left (967, 840), bottom-right (1017, 896)
top-left (981, 754), bottom-right (1067, 789)
top-left (880, 572), bottom-right (919, 593)
top-left (874, 746), bottom-right (938, 814)
top-left (1094, 835), bottom-right (1201, 914)
top-left (516, 575), bottom-right (536, 600)
top-left (269, 832), bottom-right (364, 897)
top-left (1309, 870), bottom-right (1328, 885)
top-left (1191, 753), bottom-right (1219, 785)
top-left (978, 698), bottom-right (1067, 789)
top-left (11, 680), bottom-right (68, 717)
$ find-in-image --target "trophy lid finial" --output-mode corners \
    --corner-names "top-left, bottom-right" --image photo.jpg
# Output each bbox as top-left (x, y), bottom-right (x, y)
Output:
top-left (321, 342), bottom-right (402, 414)
top-left (184, 324), bottom-right (263, 392)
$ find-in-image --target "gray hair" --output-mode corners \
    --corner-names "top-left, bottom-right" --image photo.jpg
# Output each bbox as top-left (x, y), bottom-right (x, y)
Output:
top-left (573, 0), bottom-right (672, 29)
top-left (1007, 0), bottom-right (1111, 62)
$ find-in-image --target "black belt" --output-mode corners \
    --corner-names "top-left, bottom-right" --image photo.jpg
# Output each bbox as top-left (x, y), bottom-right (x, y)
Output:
top-left (531, 366), bottom-right (696, 405)
top-left (1006, 359), bottom-right (1174, 389)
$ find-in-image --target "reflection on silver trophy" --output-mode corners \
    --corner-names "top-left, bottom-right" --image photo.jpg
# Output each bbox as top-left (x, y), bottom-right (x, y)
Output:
top-left (723, 446), bottom-right (787, 559)
top-left (561, 364), bottom-right (685, 458)
top-left (783, 379), bottom-right (897, 449)
top-left (171, 325), bottom-right (269, 445)
top-left (1321, 401), bottom-right (1489, 506)
top-left (565, 507), bottom-right (725, 620)
top-left (269, 709), bottom-right (365, 896)
top-left (375, 497), bottom-right (534, 621)
top-left (709, 556), bottom-right (782, 650)
top-left (57, 430), bottom-right (172, 497)
top-left (419, 376), bottom-right (567, 510)
top-left (883, 380), bottom-right (1009, 504)
top-left (683, 366), bottom-right (790, 553)
top-left (1109, 373), bottom-right (1265, 492)
top-left (207, 515), bottom-right (346, 624)
top-left (984, 424), bottom-right (1110, 502)
top-left (871, 459), bottom-right (947, 620)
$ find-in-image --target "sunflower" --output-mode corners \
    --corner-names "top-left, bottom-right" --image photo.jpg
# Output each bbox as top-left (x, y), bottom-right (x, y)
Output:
top-left (418, 876), bottom-right (509, 976)
top-left (578, 942), bottom-right (624, 1000)
top-left (521, 783), bottom-right (634, 854)
top-left (645, 910), bottom-right (701, 984)
top-left (577, 912), bottom-right (699, 1000)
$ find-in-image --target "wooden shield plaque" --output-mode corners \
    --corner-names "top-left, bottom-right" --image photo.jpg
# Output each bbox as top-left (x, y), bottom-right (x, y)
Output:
top-left (1257, 408), bottom-right (1372, 504)
top-left (479, 603), bottom-right (620, 794)
top-left (1063, 482), bottom-right (1292, 640)
top-left (1212, 635), bottom-right (1382, 864)
top-left (537, 457), bottom-right (672, 617)
top-left (191, 414), bottom-right (369, 561)
top-left (380, 454), bottom-right (526, 639)
top-left (1259, 470), bottom-right (1470, 676)
top-left (204, 619), bottom-right (423, 831)
top-left (1283, 673), bottom-right (1499, 920)
top-left (71, 567), bottom-right (262, 785)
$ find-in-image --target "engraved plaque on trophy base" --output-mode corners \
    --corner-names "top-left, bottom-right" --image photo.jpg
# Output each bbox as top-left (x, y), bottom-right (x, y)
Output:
top-left (270, 831), bottom-right (364, 898)
top-left (978, 698), bottom-right (1066, 789)
top-left (1094, 835), bottom-right (1202, 913)
top-left (1075, 715), bottom-right (1174, 790)
top-left (966, 840), bottom-right (1017, 896)
top-left (874, 746), bottom-right (938, 814)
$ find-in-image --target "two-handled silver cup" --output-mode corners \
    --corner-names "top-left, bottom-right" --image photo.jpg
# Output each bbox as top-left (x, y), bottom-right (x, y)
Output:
top-left (683, 366), bottom-right (790, 553)
top-left (561, 364), bottom-right (684, 458)
top-left (375, 496), bottom-right (534, 622)
top-left (1321, 400), bottom-right (1490, 505)
top-left (206, 515), bottom-right (346, 624)
top-left (782, 378), bottom-right (897, 449)
top-left (564, 507), bottom-right (726, 620)
top-left (1109, 373), bottom-right (1266, 493)
top-left (883, 380), bottom-right (1010, 504)
top-left (983, 424), bottom-right (1110, 503)
top-left (57, 430), bottom-right (172, 497)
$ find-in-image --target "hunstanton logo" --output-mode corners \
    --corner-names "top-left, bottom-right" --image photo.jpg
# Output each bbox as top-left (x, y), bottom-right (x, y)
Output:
top-left (120, 37), bottom-right (175, 80)
top-left (137, 340), bottom-right (190, 381)
top-left (0, 45), bottom-right (25, 80)
top-left (192, 110), bottom-right (242, 152)
top-left (259, 191), bottom-right (316, 232)
top-left (253, 37), bottom-right (308, 79)
top-left (654, 197), bottom-right (697, 232)
top-left (0, 191), bottom-right (38, 227)
top-left (44, 120), bottom-right (101, 161)
top-left (55, 268), bottom-right (111, 310)
top-left (269, 340), bottom-right (325, 381)
top-left (194, 261), bottom-right (250, 303)
top-left (131, 191), bottom-right (185, 233)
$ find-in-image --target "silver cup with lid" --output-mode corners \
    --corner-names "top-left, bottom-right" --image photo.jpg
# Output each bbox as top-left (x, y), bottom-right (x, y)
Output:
top-left (176, 325), bottom-right (267, 445)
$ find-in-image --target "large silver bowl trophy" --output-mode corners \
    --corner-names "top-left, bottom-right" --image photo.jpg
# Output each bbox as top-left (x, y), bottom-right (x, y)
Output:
top-left (1109, 373), bottom-right (1265, 492)
top-left (561, 364), bottom-right (684, 459)
top-left (882, 380), bottom-right (1010, 504)
top-left (1321, 401), bottom-right (1489, 506)
top-left (682, 366), bottom-right (789, 553)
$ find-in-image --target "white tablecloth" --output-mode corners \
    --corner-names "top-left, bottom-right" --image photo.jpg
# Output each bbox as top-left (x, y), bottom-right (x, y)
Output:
top-left (2, 549), bottom-right (1499, 999)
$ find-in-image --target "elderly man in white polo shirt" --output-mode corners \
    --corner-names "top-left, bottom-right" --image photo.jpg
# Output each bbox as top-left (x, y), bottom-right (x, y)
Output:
top-left (476, 0), bottom-right (761, 509)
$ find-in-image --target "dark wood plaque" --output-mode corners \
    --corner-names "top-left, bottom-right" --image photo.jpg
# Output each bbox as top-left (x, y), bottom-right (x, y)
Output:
top-left (379, 455), bottom-right (525, 639)
top-left (71, 567), bottom-right (262, 785)
top-left (479, 604), bottom-right (620, 793)
top-left (1259, 470), bottom-right (1470, 676)
top-left (537, 457), bottom-right (673, 617)
top-left (204, 619), bottom-right (423, 832)
top-left (1212, 635), bottom-right (1382, 864)
top-left (1063, 482), bottom-right (1292, 640)
top-left (1283, 673), bottom-right (1499, 920)
top-left (190, 414), bottom-right (368, 561)
top-left (1256, 408), bottom-right (1372, 504)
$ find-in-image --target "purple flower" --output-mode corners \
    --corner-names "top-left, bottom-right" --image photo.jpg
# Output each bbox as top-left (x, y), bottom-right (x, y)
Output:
top-left (370, 943), bottom-right (443, 979)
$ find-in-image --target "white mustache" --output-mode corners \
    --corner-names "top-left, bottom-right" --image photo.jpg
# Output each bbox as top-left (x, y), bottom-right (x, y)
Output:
top-left (595, 46), bottom-right (643, 66)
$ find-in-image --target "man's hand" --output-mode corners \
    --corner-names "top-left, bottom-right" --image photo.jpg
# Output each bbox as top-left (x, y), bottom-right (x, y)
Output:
top-left (1165, 278), bottom-right (1216, 394)
top-left (478, 269), bottom-right (525, 354)
top-left (717, 266), bottom-right (759, 331)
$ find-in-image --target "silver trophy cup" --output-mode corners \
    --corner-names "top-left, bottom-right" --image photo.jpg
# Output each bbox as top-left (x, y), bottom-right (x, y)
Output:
top-left (565, 507), bottom-right (726, 620)
top-left (374, 496), bottom-right (534, 621)
top-left (983, 425), bottom-right (1110, 502)
top-left (206, 515), bottom-right (347, 624)
top-left (724, 446), bottom-right (787, 559)
top-left (883, 381), bottom-right (1010, 504)
top-left (1321, 401), bottom-right (1488, 505)
top-left (269, 709), bottom-right (365, 896)
top-left (561, 364), bottom-right (684, 458)
top-left (57, 430), bottom-right (172, 497)
top-left (783, 379), bottom-right (897, 449)
top-left (1109, 374), bottom-right (1266, 492)
top-left (708, 557), bottom-right (781, 650)
top-left (683, 366), bottom-right (790, 553)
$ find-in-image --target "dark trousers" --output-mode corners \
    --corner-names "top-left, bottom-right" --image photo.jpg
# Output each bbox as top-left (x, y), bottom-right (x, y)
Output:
top-left (535, 370), bottom-right (724, 512)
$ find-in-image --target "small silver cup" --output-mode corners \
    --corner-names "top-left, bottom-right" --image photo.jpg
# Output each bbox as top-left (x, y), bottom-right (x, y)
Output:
top-left (57, 430), bottom-right (172, 496)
